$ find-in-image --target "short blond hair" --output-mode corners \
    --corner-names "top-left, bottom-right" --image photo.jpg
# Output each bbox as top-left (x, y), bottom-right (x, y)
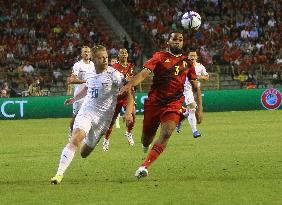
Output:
top-left (92, 45), bottom-right (107, 57)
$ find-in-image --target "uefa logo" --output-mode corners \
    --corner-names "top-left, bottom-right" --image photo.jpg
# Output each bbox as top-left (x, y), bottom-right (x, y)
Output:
top-left (261, 88), bottom-right (282, 110)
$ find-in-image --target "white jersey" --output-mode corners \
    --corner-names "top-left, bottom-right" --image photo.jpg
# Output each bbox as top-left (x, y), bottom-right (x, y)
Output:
top-left (183, 63), bottom-right (208, 105)
top-left (72, 60), bottom-right (95, 98)
top-left (184, 62), bottom-right (208, 91)
top-left (73, 66), bottom-right (125, 148)
top-left (82, 66), bottom-right (124, 114)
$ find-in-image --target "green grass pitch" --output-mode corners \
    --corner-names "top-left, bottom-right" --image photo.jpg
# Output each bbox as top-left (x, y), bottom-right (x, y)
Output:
top-left (0, 110), bottom-right (281, 205)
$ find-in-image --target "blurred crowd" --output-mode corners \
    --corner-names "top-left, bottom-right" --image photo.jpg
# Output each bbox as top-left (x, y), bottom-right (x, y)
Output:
top-left (0, 0), bottom-right (281, 98)
top-left (0, 0), bottom-right (119, 97)
top-left (123, 0), bottom-right (281, 78)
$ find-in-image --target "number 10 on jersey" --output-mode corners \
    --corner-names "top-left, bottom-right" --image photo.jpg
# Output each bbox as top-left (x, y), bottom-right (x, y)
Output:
top-left (90, 88), bottom-right (99, 98)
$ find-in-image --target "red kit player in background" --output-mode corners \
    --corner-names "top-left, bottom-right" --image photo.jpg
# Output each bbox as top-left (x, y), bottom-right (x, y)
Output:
top-left (120, 32), bottom-right (203, 179)
top-left (102, 48), bottom-right (135, 151)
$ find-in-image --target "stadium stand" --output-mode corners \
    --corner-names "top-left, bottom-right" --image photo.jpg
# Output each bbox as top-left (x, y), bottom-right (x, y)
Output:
top-left (104, 0), bottom-right (281, 90)
top-left (0, 0), bottom-right (281, 96)
top-left (0, 0), bottom-right (121, 96)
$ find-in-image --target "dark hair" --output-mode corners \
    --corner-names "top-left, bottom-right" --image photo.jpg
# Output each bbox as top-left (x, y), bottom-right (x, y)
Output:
top-left (188, 47), bottom-right (198, 53)
top-left (110, 55), bottom-right (118, 60)
top-left (81, 46), bottom-right (91, 51)
top-left (167, 31), bottom-right (184, 41)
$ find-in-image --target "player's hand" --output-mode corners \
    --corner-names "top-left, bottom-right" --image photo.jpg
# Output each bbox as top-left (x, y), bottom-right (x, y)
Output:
top-left (67, 77), bottom-right (72, 84)
top-left (64, 98), bottom-right (75, 106)
top-left (119, 83), bottom-right (131, 96)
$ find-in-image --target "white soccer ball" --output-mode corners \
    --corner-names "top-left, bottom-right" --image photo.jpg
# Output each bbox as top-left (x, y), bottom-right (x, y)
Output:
top-left (181, 11), bottom-right (201, 30)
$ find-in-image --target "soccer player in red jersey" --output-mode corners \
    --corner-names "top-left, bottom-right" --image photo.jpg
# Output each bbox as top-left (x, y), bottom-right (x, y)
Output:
top-left (102, 48), bottom-right (136, 151)
top-left (120, 32), bottom-right (202, 178)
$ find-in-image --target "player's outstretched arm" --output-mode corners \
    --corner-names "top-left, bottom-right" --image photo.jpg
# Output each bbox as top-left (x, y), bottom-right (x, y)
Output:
top-left (197, 74), bottom-right (209, 81)
top-left (119, 69), bottom-right (151, 95)
top-left (191, 80), bottom-right (203, 124)
top-left (64, 85), bottom-right (87, 106)
top-left (67, 74), bottom-right (86, 84)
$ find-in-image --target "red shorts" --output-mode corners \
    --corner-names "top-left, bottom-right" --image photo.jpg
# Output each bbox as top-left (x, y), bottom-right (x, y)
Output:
top-left (142, 100), bottom-right (182, 138)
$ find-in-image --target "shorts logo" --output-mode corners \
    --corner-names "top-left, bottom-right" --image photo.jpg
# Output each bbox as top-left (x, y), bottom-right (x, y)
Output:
top-left (261, 88), bottom-right (282, 110)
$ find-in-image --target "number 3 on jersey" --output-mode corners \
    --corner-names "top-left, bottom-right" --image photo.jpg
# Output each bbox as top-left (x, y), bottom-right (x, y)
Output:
top-left (174, 65), bottom-right (180, 76)
top-left (90, 88), bottom-right (98, 98)
top-left (174, 61), bottom-right (187, 76)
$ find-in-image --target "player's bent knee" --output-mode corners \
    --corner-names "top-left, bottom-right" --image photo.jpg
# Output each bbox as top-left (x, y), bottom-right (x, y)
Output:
top-left (70, 128), bottom-right (86, 146)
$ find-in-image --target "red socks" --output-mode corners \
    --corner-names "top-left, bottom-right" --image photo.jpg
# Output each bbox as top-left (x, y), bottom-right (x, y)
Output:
top-left (104, 127), bottom-right (113, 140)
top-left (142, 144), bottom-right (165, 168)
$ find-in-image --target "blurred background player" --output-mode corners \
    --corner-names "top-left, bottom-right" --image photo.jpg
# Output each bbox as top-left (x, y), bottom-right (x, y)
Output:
top-left (50, 45), bottom-right (134, 184)
top-left (102, 48), bottom-right (135, 151)
top-left (176, 50), bottom-right (208, 137)
top-left (120, 32), bottom-right (202, 179)
top-left (67, 46), bottom-right (95, 139)
top-left (110, 56), bottom-right (121, 129)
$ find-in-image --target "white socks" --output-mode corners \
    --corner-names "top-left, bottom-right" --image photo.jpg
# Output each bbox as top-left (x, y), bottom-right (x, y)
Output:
top-left (115, 114), bottom-right (120, 128)
top-left (188, 108), bottom-right (197, 133)
top-left (56, 144), bottom-right (77, 176)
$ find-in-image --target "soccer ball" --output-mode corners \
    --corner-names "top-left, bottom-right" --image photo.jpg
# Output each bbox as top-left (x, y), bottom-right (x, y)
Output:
top-left (181, 11), bottom-right (201, 30)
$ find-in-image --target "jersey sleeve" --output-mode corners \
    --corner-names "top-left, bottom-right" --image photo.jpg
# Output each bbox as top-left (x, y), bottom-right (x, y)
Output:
top-left (200, 64), bottom-right (209, 76)
top-left (143, 52), bottom-right (160, 72)
top-left (187, 65), bottom-right (197, 81)
top-left (72, 62), bottom-right (80, 76)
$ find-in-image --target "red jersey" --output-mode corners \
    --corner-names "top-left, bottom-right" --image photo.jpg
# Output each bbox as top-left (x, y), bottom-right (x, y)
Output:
top-left (143, 51), bottom-right (196, 105)
top-left (112, 62), bottom-right (134, 79)
top-left (112, 62), bottom-right (135, 103)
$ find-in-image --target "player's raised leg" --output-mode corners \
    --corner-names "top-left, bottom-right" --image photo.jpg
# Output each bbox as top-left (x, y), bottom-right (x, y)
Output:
top-left (135, 117), bottom-right (176, 179)
top-left (51, 128), bottom-right (86, 184)
top-left (135, 108), bottom-right (176, 179)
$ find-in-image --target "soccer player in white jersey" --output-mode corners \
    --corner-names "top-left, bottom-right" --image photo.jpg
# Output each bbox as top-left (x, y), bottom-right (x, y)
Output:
top-left (177, 50), bottom-right (208, 138)
top-left (67, 46), bottom-right (95, 138)
top-left (50, 45), bottom-right (134, 184)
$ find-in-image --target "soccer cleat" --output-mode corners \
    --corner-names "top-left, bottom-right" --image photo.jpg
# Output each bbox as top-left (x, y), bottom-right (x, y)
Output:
top-left (50, 175), bottom-right (63, 185)
top-left (125, 131), bottom-right (134, 146)
top-left (142, 144), bottom-right (149, 153)
top-left (176, 122), bottom-right (182, 133)
top-left (193, 131), bottom-right (201, 138)
top-left (134, 166), bottom-right (148, 179)
top-left (102, 138), bottom-right (110, 151)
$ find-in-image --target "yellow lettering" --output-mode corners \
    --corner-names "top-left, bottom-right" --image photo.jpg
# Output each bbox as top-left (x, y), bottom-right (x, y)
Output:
top-left (175, 66), bottom-right (180, 75)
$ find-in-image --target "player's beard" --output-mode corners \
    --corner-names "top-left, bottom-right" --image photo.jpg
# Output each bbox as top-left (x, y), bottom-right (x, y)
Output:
top-left (169, 47), bottom-right (183, 55)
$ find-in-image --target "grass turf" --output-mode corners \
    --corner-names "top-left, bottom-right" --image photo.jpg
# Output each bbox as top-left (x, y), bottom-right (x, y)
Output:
top-left (0, 110), bottom-right (281, 205)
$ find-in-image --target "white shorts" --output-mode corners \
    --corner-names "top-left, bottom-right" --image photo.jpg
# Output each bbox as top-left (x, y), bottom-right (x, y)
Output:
top-left (73, 107), bottom-right (113, 148)
top-left (73, 100), bottom-right (83, 115)
top-left (183, 89), bottom-right (195, 106)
